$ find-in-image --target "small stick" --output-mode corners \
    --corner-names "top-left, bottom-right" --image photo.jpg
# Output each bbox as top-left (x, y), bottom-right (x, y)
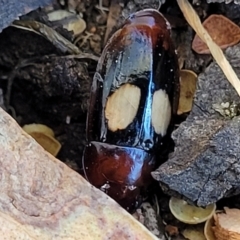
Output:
top-left (176, 0), bottom-right (240, 97)
top-left (104, 0), bottom-right (123, 45)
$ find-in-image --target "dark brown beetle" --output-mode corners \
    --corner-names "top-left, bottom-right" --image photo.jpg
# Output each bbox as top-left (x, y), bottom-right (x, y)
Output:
top-left (82, 9), bottom-right (179, 212)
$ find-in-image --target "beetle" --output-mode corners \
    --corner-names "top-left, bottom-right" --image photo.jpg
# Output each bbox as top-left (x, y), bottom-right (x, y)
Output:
top-left (82, 8), bottom-right (179, 212)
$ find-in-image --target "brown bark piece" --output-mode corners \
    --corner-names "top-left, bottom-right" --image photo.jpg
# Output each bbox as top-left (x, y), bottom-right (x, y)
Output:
top-left (152, 43), bottom-right (240, 207)
top-left (0, 107), bottom-right (158, 240)
top-left (0, 0), bottom-right (54, 32)
top-left (213, 208), bottom-right (240, 240)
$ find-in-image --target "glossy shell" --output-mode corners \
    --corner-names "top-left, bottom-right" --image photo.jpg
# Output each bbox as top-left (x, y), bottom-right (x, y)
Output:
top-left (82, 9), bottom-right (179, 211)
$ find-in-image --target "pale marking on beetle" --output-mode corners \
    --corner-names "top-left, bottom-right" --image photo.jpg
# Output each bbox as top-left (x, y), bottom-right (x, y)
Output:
top-left (151, 89), bottom-right (171, 136)
top-left (105, 83), bottom-right (141, 132)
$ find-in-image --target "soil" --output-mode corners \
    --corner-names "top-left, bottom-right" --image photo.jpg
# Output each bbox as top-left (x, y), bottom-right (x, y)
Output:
top-left (1, 0), bottom-right (240, 239)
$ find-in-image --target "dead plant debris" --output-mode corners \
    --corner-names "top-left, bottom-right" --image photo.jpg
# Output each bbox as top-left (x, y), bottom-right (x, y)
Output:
top-left (1, 0), bottom-right (240, 239)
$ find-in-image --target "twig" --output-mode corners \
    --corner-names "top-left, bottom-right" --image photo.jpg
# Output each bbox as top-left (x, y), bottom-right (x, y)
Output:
top-left (96, 0), bottom-right (109, 13)
top-left (176, 0), bottom-right (240, 97)
top-left (5, 59), bottom-right (39, 111)
top-left (64, 53), bottom-right (99, 62)
top-left (11, 20), bottom-right (81, 55)
top-left (104, 0), bottom-right (123, 45)
top-left (74, 31), bottom-right (94, 47)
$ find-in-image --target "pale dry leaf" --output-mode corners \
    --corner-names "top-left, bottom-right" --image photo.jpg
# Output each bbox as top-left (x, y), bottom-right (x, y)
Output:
top-left (47, 10), bottom-right (86, 36)
top-left (178, 69), bottom-right (197, 115)
top-left (182, 225), bottom-right (206, 240)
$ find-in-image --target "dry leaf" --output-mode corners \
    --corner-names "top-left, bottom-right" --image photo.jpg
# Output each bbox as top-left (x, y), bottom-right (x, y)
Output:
top-left (177, 69), bottom-right (197, 115)
top-left (192, 14), bottom-right (240, 54)
top-left (23, 123), bottom-right (61, 157)
top-left (204, 216), bottom-right (216, 240)
top-left (11, 20), bottom-right (81, 54)
top-left (182, 225), bottom-right (206, 240)
top-left (169, 197), bottom-right (216, 224)
top-left (47, 10), bottom-right (86, 36)
top-left (213, 208), bottom-right (240, 240)
top-left (165, 225), bottom-right (179, 236)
